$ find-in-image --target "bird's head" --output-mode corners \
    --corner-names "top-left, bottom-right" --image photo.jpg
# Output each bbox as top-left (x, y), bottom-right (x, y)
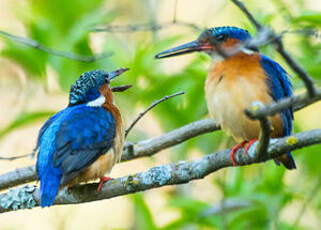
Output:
top-left (68, 68), bottom-right (131, 106)
top-left (155, 26), bottom-right (257, 60)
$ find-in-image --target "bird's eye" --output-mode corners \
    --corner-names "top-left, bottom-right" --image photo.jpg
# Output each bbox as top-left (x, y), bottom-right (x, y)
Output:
top-left (216, 34), bottom-right (227, 42)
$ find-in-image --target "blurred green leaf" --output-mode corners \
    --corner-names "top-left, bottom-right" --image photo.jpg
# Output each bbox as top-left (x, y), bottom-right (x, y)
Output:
top-left (292, 13), bottom-right (321, 25)
top-left (0, 111), bottom-right (55, 140)
top-left (131, 194), bottom-right (157, 230)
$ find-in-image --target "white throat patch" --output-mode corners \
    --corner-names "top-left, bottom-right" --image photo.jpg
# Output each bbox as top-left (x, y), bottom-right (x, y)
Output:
top-left (87, 95), bottom-right (105, 107)
top-left (211, 53), bottom-right (225, 64)
top-left (241, 48), bottom-right (255, 55)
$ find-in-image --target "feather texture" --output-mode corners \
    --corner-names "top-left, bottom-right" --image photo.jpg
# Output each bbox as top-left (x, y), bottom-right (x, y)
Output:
top-left (206, 52), bottom-right (296, 169)
top-left (260, 55), bottom-right (296, 169)
top-left (36, 105), bottom-right (116, 207)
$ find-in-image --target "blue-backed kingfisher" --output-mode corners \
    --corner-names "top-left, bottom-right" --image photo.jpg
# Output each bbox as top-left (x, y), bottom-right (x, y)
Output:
top-left (155, 26), bottom-right (296, 170)
top-left (35, 68), bottom-right (131, 207)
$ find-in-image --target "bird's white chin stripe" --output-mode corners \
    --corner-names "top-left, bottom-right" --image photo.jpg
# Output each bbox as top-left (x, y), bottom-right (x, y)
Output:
top-left (87, 95), bottom-right (105, 107)
top-left (241, 48), bottom-right (254, 55)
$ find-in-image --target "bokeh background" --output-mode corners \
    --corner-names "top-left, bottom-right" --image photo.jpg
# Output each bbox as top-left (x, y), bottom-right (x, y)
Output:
top-left (0, 0), bottom-right (320, 229)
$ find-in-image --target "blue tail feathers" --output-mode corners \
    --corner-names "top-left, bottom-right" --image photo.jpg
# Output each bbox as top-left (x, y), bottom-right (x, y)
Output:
top-left (39, 173), bottom-right (61, 207)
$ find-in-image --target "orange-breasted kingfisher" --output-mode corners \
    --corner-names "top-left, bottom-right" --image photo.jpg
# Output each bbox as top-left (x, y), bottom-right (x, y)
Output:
top-left (155, 26), bottom-right (296, 170)
top-left (35, 68), bottom-right (131, 207)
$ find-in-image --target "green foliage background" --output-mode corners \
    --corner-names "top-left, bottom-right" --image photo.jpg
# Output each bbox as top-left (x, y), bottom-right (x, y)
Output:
top-left (0, 0), bottom-right (320, 229)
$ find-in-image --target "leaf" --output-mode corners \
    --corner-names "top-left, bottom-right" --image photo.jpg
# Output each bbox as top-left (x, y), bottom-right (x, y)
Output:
top-left (292, 13), bottom-right (321, 25)
top-left (131, 194), bottom-right (157, 230)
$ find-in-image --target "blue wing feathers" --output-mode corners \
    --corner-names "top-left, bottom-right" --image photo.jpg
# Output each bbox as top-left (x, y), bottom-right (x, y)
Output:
top-left (260, 55), bottom-right (293, 135)
top-left (260, 55), bottom-right (296, 169)
top-left (36, 105), bottom-right (116, 206)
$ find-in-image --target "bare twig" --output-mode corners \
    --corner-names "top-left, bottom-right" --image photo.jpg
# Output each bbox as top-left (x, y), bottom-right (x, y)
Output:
top-left (1, 129), bottom-right (321, 213)
top-left (0, 154), bottom-right (31, 161)
top-left (173, 0), bottom-right (178, 23)
top-left (230, 0), bottom-right (317, 97)
top-left (0, 118), bottom-right (219, 190)
top-left (125, 91), bottom-right (185, 137)
top-left (274, 41), bottom-right (316, 97)
top-left (91, 20), bottom-right (202, 33)
top-left (0, 30), bottom-right (112, 62)
top-left (230, 0), bottom-right (262, 30)
top-left (200, 199), bottom-right (252, 217)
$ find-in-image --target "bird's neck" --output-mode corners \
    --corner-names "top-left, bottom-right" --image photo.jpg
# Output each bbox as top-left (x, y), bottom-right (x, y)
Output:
top-left (210, 51), bottom-right (260, 71)
top-left (104, 101), bottom-right (124, 162)
top-left (103, 101), bottom-right (122, 128)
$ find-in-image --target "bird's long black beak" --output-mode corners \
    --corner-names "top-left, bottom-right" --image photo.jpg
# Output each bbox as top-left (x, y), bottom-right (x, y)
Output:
top-left (107, 68), bottom-right (130, 80)
top-left (111, 85), bottom-right (132, 92)
top-left (155, 40), bottom-right (202, 59)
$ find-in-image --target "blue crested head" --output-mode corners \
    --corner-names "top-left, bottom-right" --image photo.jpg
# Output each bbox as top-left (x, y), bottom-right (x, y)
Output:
top-left (198, 26), bottom-right (252, 42)
top-left (69, 70), bottom-right (108, 106)
top-left (69, 68), bottom-right (130, 106)
top-left (155, 26), bottom-right (256, 59)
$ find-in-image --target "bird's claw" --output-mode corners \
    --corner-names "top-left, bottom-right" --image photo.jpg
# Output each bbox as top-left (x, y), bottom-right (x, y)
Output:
top-left (230, 139), bottom-right (258, 166)
top-left (97, 176), bottom-right (112, 192)
top-left (230, 141), bottom-right (247, 166)
top-left (244, 139), bottom-right (257, 155)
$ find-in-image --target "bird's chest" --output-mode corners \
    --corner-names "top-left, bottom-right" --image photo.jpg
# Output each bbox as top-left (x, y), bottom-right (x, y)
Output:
top-left (205, 68), bottom-right (271, 141)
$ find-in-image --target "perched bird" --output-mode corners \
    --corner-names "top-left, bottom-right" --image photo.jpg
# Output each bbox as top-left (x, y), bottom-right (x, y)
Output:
top-left (155, 26), bottom-right (296, 169)
top-left (35, 68), bottom-right (131, 207)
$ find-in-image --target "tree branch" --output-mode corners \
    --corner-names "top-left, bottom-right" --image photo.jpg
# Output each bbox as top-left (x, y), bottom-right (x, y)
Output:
top-left (0, 30), bottom-right (112, 62)
top-left (245, 102), bottom-right (272, 159)
top-left (245, 90), bottom-right (321, 120)
top-left (1, 129), bottom-right (320, 213)
top-left (0, 119), bottom-right (220, 191)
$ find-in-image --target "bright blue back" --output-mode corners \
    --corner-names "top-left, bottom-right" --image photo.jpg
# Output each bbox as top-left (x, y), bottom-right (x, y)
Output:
top-left (36, 105), bottom-right (116, 207)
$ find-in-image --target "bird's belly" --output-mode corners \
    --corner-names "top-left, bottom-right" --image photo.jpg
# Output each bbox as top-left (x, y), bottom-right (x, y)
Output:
top-left (205, 76), bottom-right (278, 142)
top-left (66, 150), bottom-right (115, 186)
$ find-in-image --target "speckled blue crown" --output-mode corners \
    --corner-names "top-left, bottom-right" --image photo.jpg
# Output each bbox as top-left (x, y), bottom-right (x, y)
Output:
top-left (69, 70), bottom-right (108, 106)
top-left (200, 26), bottom-right (252, 41)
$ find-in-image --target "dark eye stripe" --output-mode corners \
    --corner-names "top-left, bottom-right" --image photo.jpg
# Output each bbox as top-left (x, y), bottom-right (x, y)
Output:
top-left (216, 34), bottom-right (227, 42)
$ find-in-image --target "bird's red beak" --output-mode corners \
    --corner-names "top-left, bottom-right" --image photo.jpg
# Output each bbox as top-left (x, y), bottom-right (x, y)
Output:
top-left (155, 40), bottom-right (211, 59)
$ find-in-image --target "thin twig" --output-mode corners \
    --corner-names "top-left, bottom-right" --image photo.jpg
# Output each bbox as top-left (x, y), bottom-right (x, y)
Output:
top-left (200, 199), bottom-right (252, 217)
top-left (91, 20), bottom-right (202, 33)
top-left (230, 0), bottom-right (317, 97)
top-left (173, 0), bottom-right (178, 23)
top-left (125, 91), bottom-right (185, 138)
top-left (0, 30), bottom-right (112, 62)
top-left (274, 41), bottom-right (316, 97)
top-left (1, 129), bottom-right (321, 213)
top-left (0, 154), bottom-right (31, 161)
top-left (230, 0), bottom-right (262, 30)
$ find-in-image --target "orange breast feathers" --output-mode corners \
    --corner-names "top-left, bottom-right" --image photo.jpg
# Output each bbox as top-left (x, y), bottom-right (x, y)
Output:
top-left (205, 53), bottom-right (284, 142)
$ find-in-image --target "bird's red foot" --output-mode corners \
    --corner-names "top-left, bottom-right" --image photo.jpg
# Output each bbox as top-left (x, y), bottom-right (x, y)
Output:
top-left (230, 141), bottom-right (247, 166)
top-left (244, 139), bottom-right (258, 155)
top-left (97, 176), bottom-right (112, 192)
